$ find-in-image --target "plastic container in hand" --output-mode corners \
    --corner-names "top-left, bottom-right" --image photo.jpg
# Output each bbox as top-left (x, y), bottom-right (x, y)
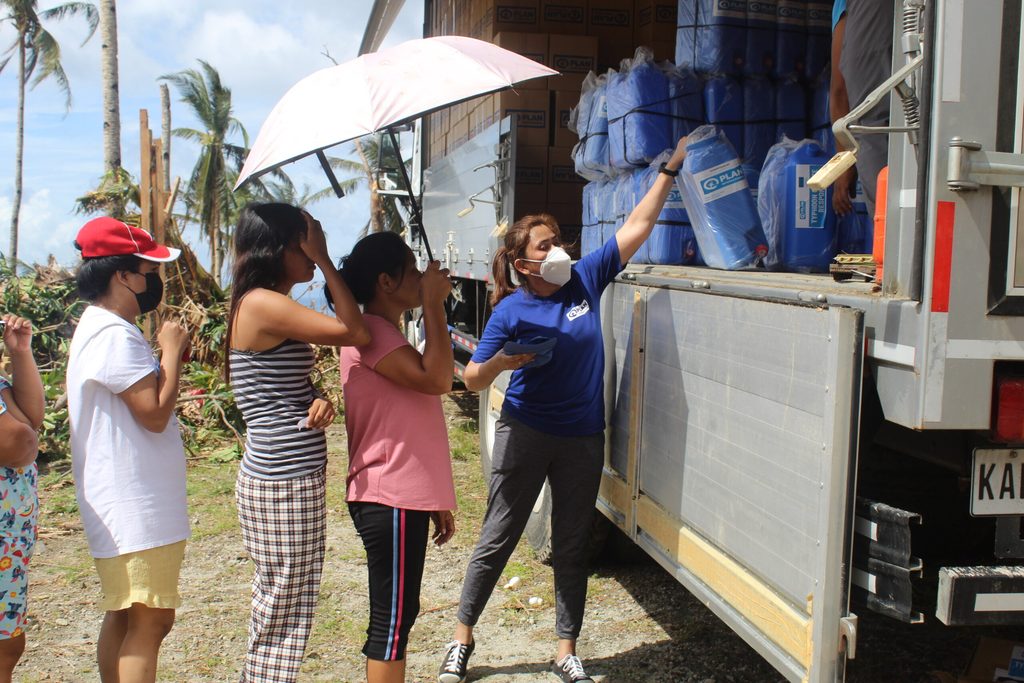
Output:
top-left (633, 156), bottom-right (697, 265)
top-left (677, 125), bottom-right (768, 270)
top-left (677, 0), bottom-right (746, 76)
top-left (607, 48), bottom-right (673, 170)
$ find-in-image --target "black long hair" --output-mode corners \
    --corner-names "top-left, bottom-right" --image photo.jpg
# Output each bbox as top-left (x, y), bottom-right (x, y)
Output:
top-left (224, 202), bottom-right (306, 379)
top-left (73, 248), bottom-right (142, 301)
top-left (328, 231), bottom-right (411, 308)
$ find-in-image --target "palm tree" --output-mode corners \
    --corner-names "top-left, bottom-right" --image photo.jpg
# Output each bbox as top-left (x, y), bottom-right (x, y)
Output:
top-left (161, 60), bottom-right (248, 286)
top-left (1, 0), bottom-right (98, 269)
top-left (352, 134), bottom-right (411, 236)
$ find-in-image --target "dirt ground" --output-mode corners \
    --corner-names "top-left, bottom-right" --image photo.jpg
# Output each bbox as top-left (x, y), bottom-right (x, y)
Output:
top-left (17, 391), bottom-right (1022, 682)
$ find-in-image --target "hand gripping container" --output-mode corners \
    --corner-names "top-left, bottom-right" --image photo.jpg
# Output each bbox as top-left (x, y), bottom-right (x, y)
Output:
top-left (676, 0), bottom-right (746, 76)
top-left (758, 138), bottom-right (837, 272)
top-left (607, 48), bottom-right (674, 171)
top-left (677, 125), bottom-right (768, 270)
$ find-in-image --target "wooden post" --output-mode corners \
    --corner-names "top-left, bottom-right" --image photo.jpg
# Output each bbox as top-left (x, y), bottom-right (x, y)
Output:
top-left (139, 110), bottom-right (152, 231)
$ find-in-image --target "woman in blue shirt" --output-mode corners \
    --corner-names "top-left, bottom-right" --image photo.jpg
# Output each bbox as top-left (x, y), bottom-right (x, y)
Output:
top-left (438, 138), bottom-right (688, 683)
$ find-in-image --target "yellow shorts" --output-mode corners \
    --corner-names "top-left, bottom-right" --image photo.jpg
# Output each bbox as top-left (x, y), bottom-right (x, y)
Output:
top-left (94, 540), bottom-right (186, 612)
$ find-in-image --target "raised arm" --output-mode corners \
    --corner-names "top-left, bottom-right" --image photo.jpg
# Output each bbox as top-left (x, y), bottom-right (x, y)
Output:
top-left (302, 212), bottom-right (370, 347)
top-left (373, 261), bottom-right (454, 395)
top-left (2, 315), bottom-right (44, 429)
top-left (118, 320), bottom-right (188, 433)
top-left (616, 137), bottom-right (688, 264)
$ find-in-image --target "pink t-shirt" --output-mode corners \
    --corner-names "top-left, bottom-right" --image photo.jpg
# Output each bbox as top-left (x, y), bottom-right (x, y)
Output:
top-left (341, 314), bottom-right (456, 511)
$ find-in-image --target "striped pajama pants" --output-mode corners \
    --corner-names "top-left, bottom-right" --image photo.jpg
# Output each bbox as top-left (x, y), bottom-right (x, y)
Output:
top-left (236, 467), bottom-right (326, 682)
top-left (348, 502), bottom-right (430, 661)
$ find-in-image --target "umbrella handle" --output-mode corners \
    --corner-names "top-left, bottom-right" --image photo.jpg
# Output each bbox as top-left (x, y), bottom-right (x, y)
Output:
top-left (387, 127), bottom-right (433, 262)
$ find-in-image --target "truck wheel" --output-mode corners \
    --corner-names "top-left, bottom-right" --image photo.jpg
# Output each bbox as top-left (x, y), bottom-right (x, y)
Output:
top-left (478, 385), bottom-right (554, 564)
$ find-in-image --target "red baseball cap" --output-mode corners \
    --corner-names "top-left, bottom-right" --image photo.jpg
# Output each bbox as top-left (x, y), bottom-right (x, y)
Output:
top-left (75, 217), bottom-right (180, 262)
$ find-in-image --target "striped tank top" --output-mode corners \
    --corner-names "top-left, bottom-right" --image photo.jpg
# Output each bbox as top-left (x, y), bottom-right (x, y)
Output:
top-left (229, 340), bottom-right (327, 480)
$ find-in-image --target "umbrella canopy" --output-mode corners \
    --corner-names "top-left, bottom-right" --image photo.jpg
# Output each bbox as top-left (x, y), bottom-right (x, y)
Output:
top-left (234, 35), bottom-right (558, 189)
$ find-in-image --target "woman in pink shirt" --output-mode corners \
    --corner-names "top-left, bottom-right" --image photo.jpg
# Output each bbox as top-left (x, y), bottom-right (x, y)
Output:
top-left (335, 231), bottom-right (457, 683)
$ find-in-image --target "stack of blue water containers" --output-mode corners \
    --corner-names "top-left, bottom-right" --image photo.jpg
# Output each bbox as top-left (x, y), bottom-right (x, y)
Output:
top-left (575, 0), bottom-right (843, 271)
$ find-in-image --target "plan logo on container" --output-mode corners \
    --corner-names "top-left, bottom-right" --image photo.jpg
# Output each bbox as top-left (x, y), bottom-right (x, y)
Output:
top-left (700, 166), bottom-right (744, 195)
top-left (747, 1), bottom-right (777, 21)
top-left (777, 0), bottom-right (806, 24)
top-left (712, 0), bottom-right (746, 19)
top-left (566, 300), bottom-right (590, 321)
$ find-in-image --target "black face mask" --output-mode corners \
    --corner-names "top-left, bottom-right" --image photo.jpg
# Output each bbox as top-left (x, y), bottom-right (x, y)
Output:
top-left (128, 272), bottom-right (164, 314)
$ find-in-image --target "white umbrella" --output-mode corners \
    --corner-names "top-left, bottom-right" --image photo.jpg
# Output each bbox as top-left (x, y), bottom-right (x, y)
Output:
top-left (235, 35), bottom-right (557, 189)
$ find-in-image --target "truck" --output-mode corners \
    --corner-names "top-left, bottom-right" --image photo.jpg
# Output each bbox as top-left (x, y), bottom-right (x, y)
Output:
top-left (361, 1), bottom-right (1024, 681)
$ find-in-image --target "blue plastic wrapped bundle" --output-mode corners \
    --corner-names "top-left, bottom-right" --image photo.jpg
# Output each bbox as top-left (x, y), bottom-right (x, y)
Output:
top-left (804, 1), bottom-right (831, 82)
top-left (607, 48), bottom-right (674, 171)
top-left (676, 0), bottom-right (746, 76)
top-left (704, 76), bottom-right (744, 157)
top-left (667, 67), bottom-right (703, 143)
top-left (758, 138), bottom-right (836, 272)
top-left (612, 171), bottom-right (636, 234)
top-left (677, 125), bottom-right (767, 269)
top-left (599, 177), bottom-right (618, 243)
top-left (580, 181), bottom-right (601, 256)
top-left (745, 0), bottom-right (777, 76)
top-left (573, 72), bottom-right (612, 181)
top-left (838, 179), bottom-right (873, 253)
top-left (775, 78), bottom-right (806, 143)
top-left (742, 76), bottom-right (775, 188)
top-left (773, 0), bottom-right (806, 78)
top-left (808, 75), bottom-right (834, 155)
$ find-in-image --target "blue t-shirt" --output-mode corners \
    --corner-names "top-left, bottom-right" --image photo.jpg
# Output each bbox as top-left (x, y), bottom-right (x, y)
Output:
top-left (471, 237), bottom-right (624, 436)
top-left (832, 0), bottom-right (847, 31)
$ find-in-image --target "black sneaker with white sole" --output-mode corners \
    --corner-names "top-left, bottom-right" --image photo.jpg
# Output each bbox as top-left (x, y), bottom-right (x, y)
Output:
top-left (438, 640), bottom-right (475, 683)
top-left (552, 654), bottom-right (594, 682)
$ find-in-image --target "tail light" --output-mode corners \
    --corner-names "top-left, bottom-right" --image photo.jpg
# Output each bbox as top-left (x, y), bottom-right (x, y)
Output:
top-left (993, 373), bottom-right (1024, 443)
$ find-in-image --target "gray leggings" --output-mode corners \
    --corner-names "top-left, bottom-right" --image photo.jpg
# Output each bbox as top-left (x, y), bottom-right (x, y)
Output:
top-left (457, 412), bottom-right (604, 639)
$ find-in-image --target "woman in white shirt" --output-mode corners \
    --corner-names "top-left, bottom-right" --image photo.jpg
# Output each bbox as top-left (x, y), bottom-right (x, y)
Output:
top-left (67, 217), bottom-right (190, 683)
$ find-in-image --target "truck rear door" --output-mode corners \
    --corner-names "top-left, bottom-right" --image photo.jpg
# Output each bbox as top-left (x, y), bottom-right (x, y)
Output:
top-left (599, 277), bottom-right (863, 683)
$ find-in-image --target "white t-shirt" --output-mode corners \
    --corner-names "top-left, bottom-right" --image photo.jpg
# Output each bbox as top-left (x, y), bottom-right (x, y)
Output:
top-left (67, 306), bottom-right (189, 559)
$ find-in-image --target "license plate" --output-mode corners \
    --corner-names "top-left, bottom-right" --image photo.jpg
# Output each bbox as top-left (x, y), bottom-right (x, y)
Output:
top-left (972, 449), bottom-right (1024, 516)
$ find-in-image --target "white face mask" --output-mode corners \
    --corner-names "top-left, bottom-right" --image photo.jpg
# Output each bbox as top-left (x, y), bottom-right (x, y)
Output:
top-left (518, 246), bottom-right (572, 287)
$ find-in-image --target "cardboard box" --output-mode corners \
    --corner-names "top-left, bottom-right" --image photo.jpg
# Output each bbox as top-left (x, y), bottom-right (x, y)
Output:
top-left (540, 0), bottom-right (587, 35)
top-left (588, 0), bottom-right (634, 67)
top-left (548, 34), bottom-right (598, 91)
top-left (634, 0), bottom-right (677, 45)
top-left (478, 0), bottom-right (541, 38)
top-left (514, 144), bottom-right (548, 216)
top-left (963, 638), bottom-right (1024, 683)
top-left (553, 90), bottom-right (581, 147)
top-left (548, 146), bottom-right (586, 206)
top-left (547, 202), bottom-right (583, 257)
top-left (498, 90), bottom-right (550, 147)
top-left (494, 32), bottom-right (550, 89)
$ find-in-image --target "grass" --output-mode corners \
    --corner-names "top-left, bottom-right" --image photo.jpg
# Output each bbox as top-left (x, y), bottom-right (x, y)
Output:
top-left (185, 462), bottom-right (240, 540)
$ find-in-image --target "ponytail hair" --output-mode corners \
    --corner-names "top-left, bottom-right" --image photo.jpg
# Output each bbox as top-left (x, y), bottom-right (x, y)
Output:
top-left (330, 231), bottom-right (410, 307)
top-left (489, 213), bottom-right (561, 306)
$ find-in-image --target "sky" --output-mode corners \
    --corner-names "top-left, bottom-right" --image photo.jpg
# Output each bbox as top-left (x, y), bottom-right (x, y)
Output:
top-left (0, 0), bottom-right (423, 272)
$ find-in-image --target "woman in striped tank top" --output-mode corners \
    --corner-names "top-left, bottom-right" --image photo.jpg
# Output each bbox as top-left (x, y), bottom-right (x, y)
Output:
top-left (226, 203), bottom-right (369, 682)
